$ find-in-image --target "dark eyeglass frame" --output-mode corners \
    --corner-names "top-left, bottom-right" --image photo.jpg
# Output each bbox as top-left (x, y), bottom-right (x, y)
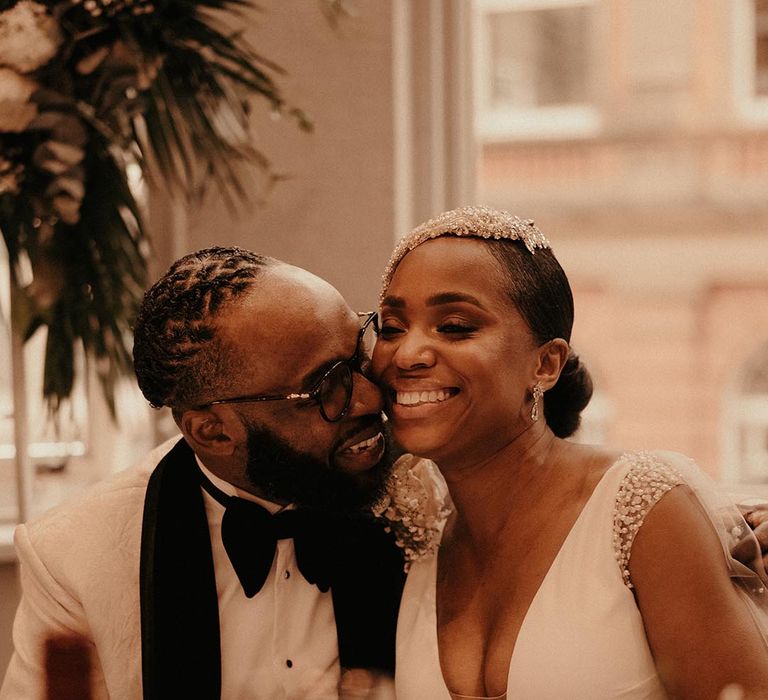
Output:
top-left (193, 311), bottom-right (379, 423)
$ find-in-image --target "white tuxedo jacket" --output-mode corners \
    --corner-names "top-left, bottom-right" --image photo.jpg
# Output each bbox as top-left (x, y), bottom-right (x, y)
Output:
top-left (0, 437), bottom-right (404, 700)
top-left (1, 438), bottom-right (175, 699)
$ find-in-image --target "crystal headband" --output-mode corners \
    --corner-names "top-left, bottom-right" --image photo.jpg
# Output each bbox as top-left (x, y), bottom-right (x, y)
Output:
top-left (380, 205), bottom-right (551, 301)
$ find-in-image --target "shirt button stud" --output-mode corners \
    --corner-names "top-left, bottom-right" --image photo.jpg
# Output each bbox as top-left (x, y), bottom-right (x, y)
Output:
top-left (286, 659), bottom-right (293, 668)
top-left (283, 570), bottom-right (290, 579)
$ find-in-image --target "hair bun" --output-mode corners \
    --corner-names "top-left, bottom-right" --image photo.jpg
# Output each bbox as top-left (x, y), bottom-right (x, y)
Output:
top-left (543, 350), bottom-right (593, 438)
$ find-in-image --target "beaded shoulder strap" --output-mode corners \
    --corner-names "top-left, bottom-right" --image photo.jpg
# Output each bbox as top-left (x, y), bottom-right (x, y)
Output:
top-left (612, 452), bottom-right (684, 589)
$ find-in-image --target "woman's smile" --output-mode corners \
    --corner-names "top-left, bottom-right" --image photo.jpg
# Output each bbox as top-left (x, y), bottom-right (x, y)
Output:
top-left (387, 385), bottom-right (461, 420)
top-left (394, 387), bottom-right (456, 406)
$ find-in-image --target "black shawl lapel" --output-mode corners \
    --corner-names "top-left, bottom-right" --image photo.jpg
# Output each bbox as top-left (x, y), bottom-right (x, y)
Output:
top-left (331, 518), bottom-right (406, 674)
top-left (140, 438), bottom-right (221, 699)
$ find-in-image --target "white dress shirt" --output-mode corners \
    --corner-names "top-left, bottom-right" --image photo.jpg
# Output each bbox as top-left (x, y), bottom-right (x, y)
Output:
top-left (197, 460), bottom-right (341, 699)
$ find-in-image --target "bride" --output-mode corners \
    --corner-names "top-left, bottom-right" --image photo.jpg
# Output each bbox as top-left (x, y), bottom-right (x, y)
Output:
top-left (370, 206), bottom-right (768, 699)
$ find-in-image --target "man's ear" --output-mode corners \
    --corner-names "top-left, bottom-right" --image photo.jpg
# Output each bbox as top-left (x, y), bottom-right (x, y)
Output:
top-left (534, 338), bottom-right (570, 390)
top-left (178, 409), bottom-right (242, 457)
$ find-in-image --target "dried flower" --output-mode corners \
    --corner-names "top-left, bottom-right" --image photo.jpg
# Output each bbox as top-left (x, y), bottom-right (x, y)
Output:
top-left (0, 157), bottom-right (23, 194)
top-left (0, 67), bottom-right (38, 131)
top-left (371, 454), bottom-right (451, 570)
top-left (0, 1), bottom-right (63, 74)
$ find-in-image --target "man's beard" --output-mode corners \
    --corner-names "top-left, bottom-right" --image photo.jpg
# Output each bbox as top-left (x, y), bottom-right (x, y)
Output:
top-left (244, 419), bottom-right (396, 513)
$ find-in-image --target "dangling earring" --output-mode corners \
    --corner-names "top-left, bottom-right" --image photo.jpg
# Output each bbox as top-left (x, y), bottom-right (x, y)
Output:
top-left (531, 382), bottom-right (544, 422)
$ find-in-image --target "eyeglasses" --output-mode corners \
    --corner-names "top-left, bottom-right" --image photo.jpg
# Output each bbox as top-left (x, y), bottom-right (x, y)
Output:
top-left (194, 311), bottom-right (379, 422)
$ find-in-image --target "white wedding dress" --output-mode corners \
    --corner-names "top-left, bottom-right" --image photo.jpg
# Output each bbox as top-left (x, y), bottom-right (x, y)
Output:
top-left (394, 451), bottom-right (768, 700)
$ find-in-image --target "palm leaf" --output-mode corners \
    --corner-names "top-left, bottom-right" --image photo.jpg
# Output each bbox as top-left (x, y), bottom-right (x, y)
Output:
top-left (5, 0), bottom-right (323, 414)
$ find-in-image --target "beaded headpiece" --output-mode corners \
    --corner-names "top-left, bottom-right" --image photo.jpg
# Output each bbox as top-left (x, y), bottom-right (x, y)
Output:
top-left (380, 205), bottom-right (551, 301)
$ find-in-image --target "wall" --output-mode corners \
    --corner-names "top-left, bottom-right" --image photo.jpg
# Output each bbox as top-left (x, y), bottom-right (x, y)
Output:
top-left (173, 0), bottom-right (397, 312)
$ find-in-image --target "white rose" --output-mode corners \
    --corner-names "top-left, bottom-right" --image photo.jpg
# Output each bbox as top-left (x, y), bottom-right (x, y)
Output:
top-left (0, 1), bottom-right (63, 73)
top-left (397, 454), bottom-right (451, 522)
top-left (372, 454), bottom-right (451, 569)
top-left (0, 67), bottom-right (37, 132)
top-left (0, 158), bottom-right (23, 194)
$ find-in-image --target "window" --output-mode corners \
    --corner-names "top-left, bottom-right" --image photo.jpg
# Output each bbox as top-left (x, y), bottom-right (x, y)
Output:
top-left (0, 162), bottom-right (155, 531)
top-left (736, 346), bottom-right (768, 483)
top-left (733, 0), bottom-right (768, 120)
top-left (723, 342), bottom-right (768, 486)
top-left (475, 0), bottom-right (601, 140)
top-left (756, 0), bottom-right (768, 96)
top-left (568, 390), bottom-right (612, 445)
top-left (0, 249), bottom-right (88, 526)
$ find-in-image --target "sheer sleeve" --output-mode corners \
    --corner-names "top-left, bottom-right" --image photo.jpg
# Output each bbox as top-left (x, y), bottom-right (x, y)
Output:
top-left (613, 452), bottom-right (684, 589)
top-left (613, 450), bottom-right (768, 647)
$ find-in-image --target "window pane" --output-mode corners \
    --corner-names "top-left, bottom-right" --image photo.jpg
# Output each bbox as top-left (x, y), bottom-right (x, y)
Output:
top-left (0, 310), bottom-right (15, 523)
top-left (0, 251), bottom-right (88, 524)
top-left (756, 0), bottom-right (768, 96)
top-left (740, 423), bottom-right (768, 483)
top-left (742, 342), bottom-right (768, 394)
top-left (487, 5), bottom-right (593, 109)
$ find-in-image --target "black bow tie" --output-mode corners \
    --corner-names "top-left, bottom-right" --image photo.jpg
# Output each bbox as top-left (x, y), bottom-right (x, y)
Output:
top-left (199, 470), bottom-right (340, 597)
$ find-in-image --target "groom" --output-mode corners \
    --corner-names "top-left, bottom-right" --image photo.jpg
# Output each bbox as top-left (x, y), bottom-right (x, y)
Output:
top-left (1, 247), bottom-right (405, 699)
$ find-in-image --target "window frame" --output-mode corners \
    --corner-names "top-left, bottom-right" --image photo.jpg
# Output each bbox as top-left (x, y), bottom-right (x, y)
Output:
top-left (732, 0), bottom-right (768, 123)
top-left (571, 390), bottom-right (613, 446)
top-left (721, 342), bottom-right (768, 491)
top-left (0, 250), bottom-right (89, 528)
top-left (474, 0), bottom-right (602, 141)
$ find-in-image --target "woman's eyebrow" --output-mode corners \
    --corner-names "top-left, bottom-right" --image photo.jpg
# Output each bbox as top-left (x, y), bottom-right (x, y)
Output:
top-left (380, 292), bottom-right (487, 310)
top-left (426, 291), bottom-right (487, 310)
top-left (380, 295), bottom-right (405, 309)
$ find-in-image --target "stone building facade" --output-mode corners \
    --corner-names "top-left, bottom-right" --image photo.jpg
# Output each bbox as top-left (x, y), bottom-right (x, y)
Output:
top-left (476, 0), bottom-right (768, 486)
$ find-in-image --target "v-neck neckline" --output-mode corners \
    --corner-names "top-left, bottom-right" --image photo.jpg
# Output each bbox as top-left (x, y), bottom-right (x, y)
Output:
top-left (431, 453), bottom-right (630, 698)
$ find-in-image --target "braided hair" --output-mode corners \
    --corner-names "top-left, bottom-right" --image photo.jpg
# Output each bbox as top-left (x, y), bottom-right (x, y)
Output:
top-left (133, 246), bottom-right (278, 411)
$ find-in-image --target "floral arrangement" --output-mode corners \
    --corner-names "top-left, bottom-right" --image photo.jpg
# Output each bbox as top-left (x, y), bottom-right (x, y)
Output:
top-left (0, 0), bottom-right (318, 414)
top-left (372, 453), bottom-right (452, 571)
